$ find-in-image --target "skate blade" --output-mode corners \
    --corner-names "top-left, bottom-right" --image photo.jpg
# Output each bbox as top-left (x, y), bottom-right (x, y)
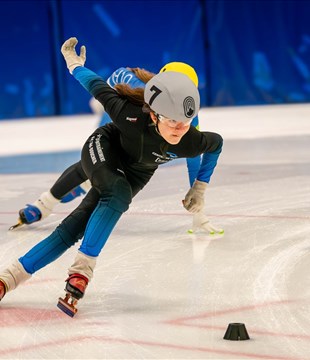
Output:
top-left (57, 295), bottom-right (78, 317)
top-left (9, 219), bottom-right (24, 231)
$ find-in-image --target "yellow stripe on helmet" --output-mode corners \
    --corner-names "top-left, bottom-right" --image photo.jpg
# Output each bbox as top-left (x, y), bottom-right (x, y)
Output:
top-left (159, 62), bottom-right (198, 88)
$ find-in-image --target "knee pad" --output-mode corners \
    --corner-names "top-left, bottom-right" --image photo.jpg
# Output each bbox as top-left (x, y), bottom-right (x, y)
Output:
top-left (57, 214), bottom-right (87, 246)
top-left (92, 167), bottom-right (132, 213)
top-left (102, 176), bottom-right (132, 213)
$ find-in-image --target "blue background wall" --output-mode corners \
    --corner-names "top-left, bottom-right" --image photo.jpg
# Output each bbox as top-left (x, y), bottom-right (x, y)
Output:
top-left (0, 0), bottom-right (309, 120)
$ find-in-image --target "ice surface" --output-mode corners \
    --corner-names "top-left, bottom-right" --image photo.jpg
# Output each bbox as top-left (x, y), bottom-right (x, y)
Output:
top-left (0, 104), bottom-right (309, 359)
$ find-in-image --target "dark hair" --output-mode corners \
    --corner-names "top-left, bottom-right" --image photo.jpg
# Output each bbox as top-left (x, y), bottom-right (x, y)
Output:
top-left (129, 67), bottom-right (155, 83)
top-left (114, 67), bottom-right (155, 107)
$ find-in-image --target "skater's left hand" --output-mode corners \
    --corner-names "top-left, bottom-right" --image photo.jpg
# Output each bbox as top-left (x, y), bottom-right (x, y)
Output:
top-left (183, 180), bottom-right (207, 213)
top-left (61, 37), bottom-right (86, 74)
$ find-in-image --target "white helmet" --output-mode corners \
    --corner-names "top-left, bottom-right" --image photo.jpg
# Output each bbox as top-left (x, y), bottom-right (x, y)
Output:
top-left (144, 71), bottom-right (200, 122)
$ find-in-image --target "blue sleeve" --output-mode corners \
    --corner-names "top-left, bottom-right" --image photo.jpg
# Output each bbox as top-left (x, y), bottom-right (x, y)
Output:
top-left (196, 143), bottom-right (222, 183)
top-left (73, 66), bottom-right (145, 91)
top-left (107, 67), bottom-right (145, 89)
top-left (72, 67), bottom-right (103, 93)
top-left (186, 156), bottom-right (201, 186)
top-left (185, 115), bottom-right (201, 186)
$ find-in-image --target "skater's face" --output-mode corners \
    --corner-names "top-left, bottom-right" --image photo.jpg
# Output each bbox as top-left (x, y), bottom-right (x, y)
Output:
top-left (150, 112), bottom-right (191, 145)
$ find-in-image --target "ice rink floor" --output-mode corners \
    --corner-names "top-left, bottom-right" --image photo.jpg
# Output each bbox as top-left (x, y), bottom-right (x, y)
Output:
top-left (0, 104), bottom-right (309, 359)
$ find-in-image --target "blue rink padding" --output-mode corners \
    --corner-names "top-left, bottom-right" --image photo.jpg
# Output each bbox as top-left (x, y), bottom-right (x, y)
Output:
top-left (0, 151), bottom-right (184, 174)
top-left (0, 151), bottom-right (81, 174)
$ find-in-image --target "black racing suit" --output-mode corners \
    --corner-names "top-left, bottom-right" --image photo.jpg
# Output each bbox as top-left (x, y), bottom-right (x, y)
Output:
top-left (19, 67), bottom-right (222, 274)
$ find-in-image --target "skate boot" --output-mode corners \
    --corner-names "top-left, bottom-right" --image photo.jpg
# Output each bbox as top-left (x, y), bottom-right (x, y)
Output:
top-left (0, 280), bottom-right (7, 301)
top-left (57, 273), bottom-right (89, 317)
top-left (9, 205), bottom-right (42, 230)
top-left (9, 191), bottom-right (60, 230)
top-left (60, 180), bottom-right (91, 203)
top-left (19, 204), bottom-right (42, 224)
top-left (60, 185), bottom-right (86, 203)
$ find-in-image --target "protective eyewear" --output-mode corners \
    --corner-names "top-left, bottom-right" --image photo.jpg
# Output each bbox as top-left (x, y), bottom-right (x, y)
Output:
top-left (154, 112), bottom-right (192, 128)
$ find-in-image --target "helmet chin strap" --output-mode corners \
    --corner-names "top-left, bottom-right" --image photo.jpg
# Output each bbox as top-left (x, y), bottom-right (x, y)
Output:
top-left (155, 119), bottom-right (161, 135)
top-left (150, 111), bottom-right (162, 136)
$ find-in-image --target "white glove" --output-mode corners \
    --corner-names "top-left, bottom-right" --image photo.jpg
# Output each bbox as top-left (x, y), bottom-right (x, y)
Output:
top-left (183, 180), bottom-right (207, 213)
top-left (61, 37), bottom-right (86, 74)
top-left (189, 210), bottom-right (224, 235)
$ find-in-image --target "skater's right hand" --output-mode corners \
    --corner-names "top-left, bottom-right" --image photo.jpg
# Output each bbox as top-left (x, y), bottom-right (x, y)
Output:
top-left (61, 37), bottom-right (86, 74)
top-left (183, 180), bottom-right (207, 213)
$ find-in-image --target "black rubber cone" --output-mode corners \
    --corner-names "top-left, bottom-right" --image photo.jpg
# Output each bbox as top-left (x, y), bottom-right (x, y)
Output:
top-left (223, 323), bottom-right (250, 341)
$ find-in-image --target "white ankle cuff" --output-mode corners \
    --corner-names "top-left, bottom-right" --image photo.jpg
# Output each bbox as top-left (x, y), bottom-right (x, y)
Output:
top-left (80, 180), bottom-right (91, 192)
top-left (68, 251), bottom-right (97, 281)
top-left (0, 260), bottom-right (31, 292)
top-left (33, 191), bottom-right (60, 219)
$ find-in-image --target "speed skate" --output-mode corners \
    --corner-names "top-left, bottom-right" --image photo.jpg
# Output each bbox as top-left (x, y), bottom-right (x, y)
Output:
top-left (9, 218), bottom-right (24, 231)
top-left (57, 293), bottom-right (79, 317)
top-left (57, 273), bottom-right (89, 317)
